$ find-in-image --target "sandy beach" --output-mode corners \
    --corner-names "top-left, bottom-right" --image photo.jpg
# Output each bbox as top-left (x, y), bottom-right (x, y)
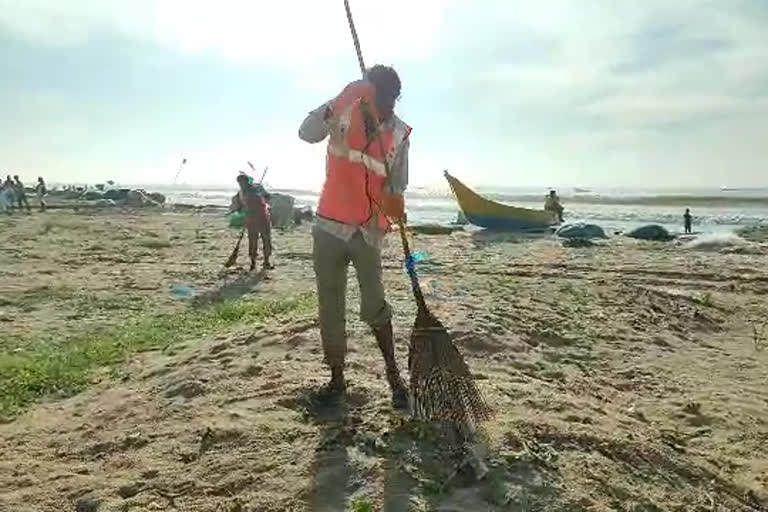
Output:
top-left (1, 209), bottom-right (767, 511)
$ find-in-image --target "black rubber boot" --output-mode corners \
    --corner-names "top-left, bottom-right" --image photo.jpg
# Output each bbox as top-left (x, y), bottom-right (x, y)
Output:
top-left (315, 365), bottom-right (345, 404)
top-left (328, 366), bottom-right (345, 393)
top-left (373, 321), bottom-right (408, 410)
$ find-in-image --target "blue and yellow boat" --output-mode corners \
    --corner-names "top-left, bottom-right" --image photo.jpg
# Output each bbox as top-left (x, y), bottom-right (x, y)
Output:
top-left (444, 171), bottom-right (559, 231)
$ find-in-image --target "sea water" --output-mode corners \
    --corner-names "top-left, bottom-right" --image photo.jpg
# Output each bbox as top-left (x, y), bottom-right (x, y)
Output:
top-left (145, 184), bottom-right (768, 236)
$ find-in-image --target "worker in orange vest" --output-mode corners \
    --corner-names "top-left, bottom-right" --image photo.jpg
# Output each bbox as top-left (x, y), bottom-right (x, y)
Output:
top-left (231, 172), bottom-right (274, 271)
top-left (298, 65), bottom-right (410, 409)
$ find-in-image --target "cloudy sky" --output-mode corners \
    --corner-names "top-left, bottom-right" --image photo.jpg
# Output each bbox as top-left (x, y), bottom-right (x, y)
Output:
top-left (1, 0), bottom-right (767, 189)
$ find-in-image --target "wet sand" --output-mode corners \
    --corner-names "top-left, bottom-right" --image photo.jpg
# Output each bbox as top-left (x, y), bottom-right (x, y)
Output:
top-left (1, 210), bottom-right (767, 511)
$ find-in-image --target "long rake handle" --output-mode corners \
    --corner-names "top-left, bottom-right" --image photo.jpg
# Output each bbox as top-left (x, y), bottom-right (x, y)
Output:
top-left (343, 0), bottom-right (428, 312)
top-left (247, 162), bottom-right (270, 185)
top-left (344, 0), bottom-right (366, 77)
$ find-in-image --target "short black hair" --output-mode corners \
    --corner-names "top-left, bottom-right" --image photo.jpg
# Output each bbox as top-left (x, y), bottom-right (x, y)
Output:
top-left (367, 65), bottom-right (401, 112)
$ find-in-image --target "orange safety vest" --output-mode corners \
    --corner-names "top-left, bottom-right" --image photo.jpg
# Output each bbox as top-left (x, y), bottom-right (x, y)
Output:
top-left (236, 189), bottom-right (270, 226)
top-left (316, 95), bottom-right (411, 231)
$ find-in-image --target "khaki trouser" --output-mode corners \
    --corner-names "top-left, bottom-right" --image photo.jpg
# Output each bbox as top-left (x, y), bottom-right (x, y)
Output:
top-left (312, 225), bottom-right (391, 369)
top-left (247, 220), bottom-right (272, 263)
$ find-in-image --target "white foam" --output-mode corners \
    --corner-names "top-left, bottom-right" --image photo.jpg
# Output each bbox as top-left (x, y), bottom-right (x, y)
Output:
top-left (684, 232), bottom-right (752, 251)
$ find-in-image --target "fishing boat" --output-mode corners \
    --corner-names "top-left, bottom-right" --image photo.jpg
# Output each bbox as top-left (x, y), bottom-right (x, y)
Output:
top-left (444, 171), bottom-right (559, 231)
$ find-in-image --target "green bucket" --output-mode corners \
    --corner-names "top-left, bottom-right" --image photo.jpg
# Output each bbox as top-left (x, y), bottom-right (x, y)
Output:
top-left (229, 211), bottom-right (245, 229)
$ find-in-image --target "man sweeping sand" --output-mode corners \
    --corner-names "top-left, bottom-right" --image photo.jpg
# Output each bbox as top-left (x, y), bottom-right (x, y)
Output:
top-left (230, 173), bottom-right (274, 271)
top-left (298, 65), bottom-right (411, 409)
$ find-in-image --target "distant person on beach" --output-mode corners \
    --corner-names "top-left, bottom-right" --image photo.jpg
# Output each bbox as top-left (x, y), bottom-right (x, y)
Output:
top-left (0, 178), bottom-right (14, 214)
top-left (684, 208), bottom-right (692, 234)
top-left (13, 175), bottom-right (31, 213)
top-left (35, 177), bottom-right (47, 212)
top-left (231, 172), bottom-right (273, 271)
top-left (298, 65), bottom-right (410, 409)
top-left (3, 175), bottom-right (14, 206)
top-left (544, 190), bottom-right (564, 223)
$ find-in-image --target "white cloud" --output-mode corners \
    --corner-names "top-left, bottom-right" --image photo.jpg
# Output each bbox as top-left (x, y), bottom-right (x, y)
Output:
top-left (0, 0), bottom-right (451, 65)
top-left (441, 1), bottom-right (768, 186)
top-left (2, 0), bottom-right (768, 187)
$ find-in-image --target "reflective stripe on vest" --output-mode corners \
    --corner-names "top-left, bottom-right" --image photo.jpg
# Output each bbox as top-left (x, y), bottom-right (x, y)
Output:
top-left (327, 142), bottom-right (388, 177)
top-left (327, 103), bottom-right (410, 176)
top-left (316, 99), bottom-right (411, 229)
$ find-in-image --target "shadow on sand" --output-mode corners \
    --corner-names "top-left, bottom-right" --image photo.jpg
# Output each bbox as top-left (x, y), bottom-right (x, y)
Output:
top-left (285, 383), bottom-right (420, 511)
top-left (291, 380), bottom-right (559, 511)
top-left (470, 229), bottom-right (553, 248)
top-left (191, 268), bottom-right (267, 307)
top-left (299, 386), bottom-right (359, 512)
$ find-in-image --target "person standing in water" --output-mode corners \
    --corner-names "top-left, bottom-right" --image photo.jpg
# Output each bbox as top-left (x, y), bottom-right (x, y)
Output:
top-left (230, 173), bottom-right (273, 271)
top-left (684, 208), bottom-right (692, 234)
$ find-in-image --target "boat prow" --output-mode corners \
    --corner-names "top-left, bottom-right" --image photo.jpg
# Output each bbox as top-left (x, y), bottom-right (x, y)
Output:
top-left (444, 171), bottom-right (558, 231)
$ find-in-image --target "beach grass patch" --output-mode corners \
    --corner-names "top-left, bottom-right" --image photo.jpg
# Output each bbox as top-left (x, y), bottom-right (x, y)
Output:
top-left (70, 293), bottom-right (145, 315)
top-left (0, 293), bottom-right (313, 420)
top-left (349, 497), bottom-right (374, 512)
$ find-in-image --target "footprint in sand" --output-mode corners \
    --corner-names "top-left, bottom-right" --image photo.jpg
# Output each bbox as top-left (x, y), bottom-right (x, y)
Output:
top-left (164, 379), bottom-right (206, 399)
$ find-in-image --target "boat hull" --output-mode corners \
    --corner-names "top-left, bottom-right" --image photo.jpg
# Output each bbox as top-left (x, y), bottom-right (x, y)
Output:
top-left (444, 171), bottom-right (558, 231)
